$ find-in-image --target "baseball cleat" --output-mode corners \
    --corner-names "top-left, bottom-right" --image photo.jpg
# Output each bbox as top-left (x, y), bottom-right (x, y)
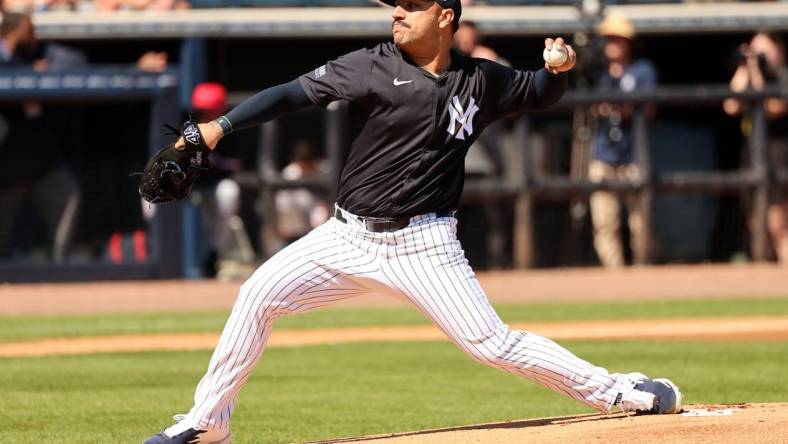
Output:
top-left (620, 377), bottom-right (683, 414)
top-left (143, 415), bottom-right (231, 444)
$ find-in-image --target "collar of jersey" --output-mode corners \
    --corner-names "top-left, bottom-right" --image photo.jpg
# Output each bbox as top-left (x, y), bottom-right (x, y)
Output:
top-left (395, 44), bottom-right (465, 82)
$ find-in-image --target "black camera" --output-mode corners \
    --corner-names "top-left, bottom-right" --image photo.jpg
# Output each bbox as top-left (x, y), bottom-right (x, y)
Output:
top-left (735, 47), bottom-right (771, 78)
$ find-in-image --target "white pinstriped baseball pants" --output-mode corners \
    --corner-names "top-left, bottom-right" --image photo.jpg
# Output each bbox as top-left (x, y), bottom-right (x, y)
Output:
top-left (185, 208), bottom-right (634, 431)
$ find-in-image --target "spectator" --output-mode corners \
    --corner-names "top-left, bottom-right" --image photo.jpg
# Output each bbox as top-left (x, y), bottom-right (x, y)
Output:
top-left (723, 32), bottom-right (788, 265)
top-left (589, 14), bottom-right (657, 268)
top-left (148, 0), bottom-right (190, 10)
top-left (42, 0), bottom-right (81, 11)
top-left (453, 21), bottom-right (499, 63)
top-left (93, 0), bottom-right (189, 12)
top-left (4, 0), bottom-right (82, 13)
top-left (274, 139), bottom-right (331, 246)
top-left (136, 50), bottom-right (168, 72)
top-left (0, 11), bottom-right (40, 65)
top-left (0, 12), bottom-right (80, 262)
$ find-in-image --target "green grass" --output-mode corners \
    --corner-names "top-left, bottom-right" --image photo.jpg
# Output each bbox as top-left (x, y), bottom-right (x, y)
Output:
top-left (1, 340), bottom-right (786, 444)
top-left (2, 297), bottom-right (788, 342)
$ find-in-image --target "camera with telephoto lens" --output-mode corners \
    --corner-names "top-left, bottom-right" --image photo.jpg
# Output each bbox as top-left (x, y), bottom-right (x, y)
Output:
top-left (735, 47), bottom-right (773, 80)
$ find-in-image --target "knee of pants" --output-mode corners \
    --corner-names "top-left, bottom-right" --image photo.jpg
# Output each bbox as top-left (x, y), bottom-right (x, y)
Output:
top-left (237, 277), bottom-right (293, 322)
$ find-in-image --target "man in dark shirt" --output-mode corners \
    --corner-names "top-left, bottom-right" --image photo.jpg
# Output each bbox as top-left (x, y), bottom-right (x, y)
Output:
top-left (145, 1), bottom-right (682, 442)
top-left (0, 13), bottom-right (80, 261)
top-left (724, 32), bottom-right (788, 265)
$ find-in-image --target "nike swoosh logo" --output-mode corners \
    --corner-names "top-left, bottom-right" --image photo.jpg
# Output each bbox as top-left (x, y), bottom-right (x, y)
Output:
top-left (393, 78), bottom-right (413, 86)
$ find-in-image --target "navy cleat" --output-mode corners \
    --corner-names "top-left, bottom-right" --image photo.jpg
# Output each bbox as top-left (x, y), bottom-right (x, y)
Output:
top-left (620, 377), bottom-right (683, 414)
top-left (143, 415), bottom-right (231, 444)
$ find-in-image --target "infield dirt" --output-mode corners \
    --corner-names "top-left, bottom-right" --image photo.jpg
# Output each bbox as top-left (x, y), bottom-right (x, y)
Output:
top-left (2, 316), bottom-right (788, 357)
top-left (3, 263), bottom-right (788, 315)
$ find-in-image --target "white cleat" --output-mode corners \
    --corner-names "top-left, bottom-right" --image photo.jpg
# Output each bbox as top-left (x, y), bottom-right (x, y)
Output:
top-left (620, 377), bottom-right (683, 414)
top-left (143, 414), bottom-right (231, 444)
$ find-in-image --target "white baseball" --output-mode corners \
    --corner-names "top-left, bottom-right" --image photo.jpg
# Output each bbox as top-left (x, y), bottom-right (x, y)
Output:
top-left (543, 46), bottom-right (568, 67)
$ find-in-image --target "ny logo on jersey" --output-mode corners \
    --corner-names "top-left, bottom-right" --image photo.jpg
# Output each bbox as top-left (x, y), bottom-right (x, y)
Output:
top-left (446, 95), bottom-right (479, 140)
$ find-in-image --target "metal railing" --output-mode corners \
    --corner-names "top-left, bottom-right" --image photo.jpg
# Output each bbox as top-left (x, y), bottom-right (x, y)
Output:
top-left (511, 84), bottom-right (788, 267)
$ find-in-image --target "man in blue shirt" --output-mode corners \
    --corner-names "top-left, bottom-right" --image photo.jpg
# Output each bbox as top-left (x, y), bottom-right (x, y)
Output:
top-left (589, 14), bottom-right (657, 268)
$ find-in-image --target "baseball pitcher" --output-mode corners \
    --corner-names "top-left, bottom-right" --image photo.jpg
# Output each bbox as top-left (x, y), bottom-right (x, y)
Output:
top-left (142, 0), bottom-right (682, 442)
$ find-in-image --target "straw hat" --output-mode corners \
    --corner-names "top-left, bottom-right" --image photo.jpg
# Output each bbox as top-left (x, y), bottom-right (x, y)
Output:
top-left (598, 13), bottom-right (636, 40)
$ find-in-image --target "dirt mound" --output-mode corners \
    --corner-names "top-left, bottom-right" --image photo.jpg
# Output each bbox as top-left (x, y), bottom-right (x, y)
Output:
top-left (310, 403), bottom-right (788, 444)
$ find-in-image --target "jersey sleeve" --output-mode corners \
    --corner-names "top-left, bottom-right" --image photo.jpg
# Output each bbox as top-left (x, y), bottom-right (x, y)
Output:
top-left (482, 60), bottom-right (567, 119)
top-left (298, 48), bottom-right (373, 107)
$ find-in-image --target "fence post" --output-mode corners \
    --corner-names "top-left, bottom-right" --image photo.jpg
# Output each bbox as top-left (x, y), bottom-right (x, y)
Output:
top-left (259, 120), bottom-right (280, 260)
top-left (632, 104), bottom-right (654, 264)
top-left (259, 120), bottom-right (279, 177)
top-left (513, 116), bottom-right (534, 269)
top-left (749, 101), bottom-right (769, 262)
top-left (149, 86), bottom-right (184, 278)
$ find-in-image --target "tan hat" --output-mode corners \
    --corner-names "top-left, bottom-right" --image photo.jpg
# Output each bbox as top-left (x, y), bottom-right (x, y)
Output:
top-left (598, 13), bottom-right (636, 40)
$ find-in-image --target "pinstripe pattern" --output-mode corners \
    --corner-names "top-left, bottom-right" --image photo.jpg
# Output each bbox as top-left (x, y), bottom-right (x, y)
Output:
top-left (182, 208), bottom-right (633, 432)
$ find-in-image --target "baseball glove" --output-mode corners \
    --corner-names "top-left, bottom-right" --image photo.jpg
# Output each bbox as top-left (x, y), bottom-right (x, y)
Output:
top-left (138, 120), bottom-right (210, 204)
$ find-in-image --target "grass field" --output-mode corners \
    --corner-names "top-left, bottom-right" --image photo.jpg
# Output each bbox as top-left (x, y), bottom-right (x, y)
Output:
top-left (2, 297), bottom-right (788, 443)
top-left (2, 341), bottom-right (787, 443)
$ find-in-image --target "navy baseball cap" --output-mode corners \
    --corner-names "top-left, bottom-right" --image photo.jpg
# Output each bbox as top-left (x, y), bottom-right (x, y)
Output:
top-left (381, 0), bottom-right (462, 29)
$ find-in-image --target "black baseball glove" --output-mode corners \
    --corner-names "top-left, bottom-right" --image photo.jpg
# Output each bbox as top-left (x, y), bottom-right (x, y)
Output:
top-left (138, 120), bottom-right (210, 204)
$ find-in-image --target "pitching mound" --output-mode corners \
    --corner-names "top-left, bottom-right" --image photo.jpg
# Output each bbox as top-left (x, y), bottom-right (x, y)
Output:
top-left (310, 403), bottom-right (788, 444)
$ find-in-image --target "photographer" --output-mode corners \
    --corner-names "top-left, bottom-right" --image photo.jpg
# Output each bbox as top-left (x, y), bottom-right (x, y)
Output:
top-left (723, 32), bottom-right (788, 265)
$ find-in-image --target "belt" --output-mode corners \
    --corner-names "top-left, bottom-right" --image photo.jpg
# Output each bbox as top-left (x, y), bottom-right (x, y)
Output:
top-left (334, 207), bottom-right (452, 233)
